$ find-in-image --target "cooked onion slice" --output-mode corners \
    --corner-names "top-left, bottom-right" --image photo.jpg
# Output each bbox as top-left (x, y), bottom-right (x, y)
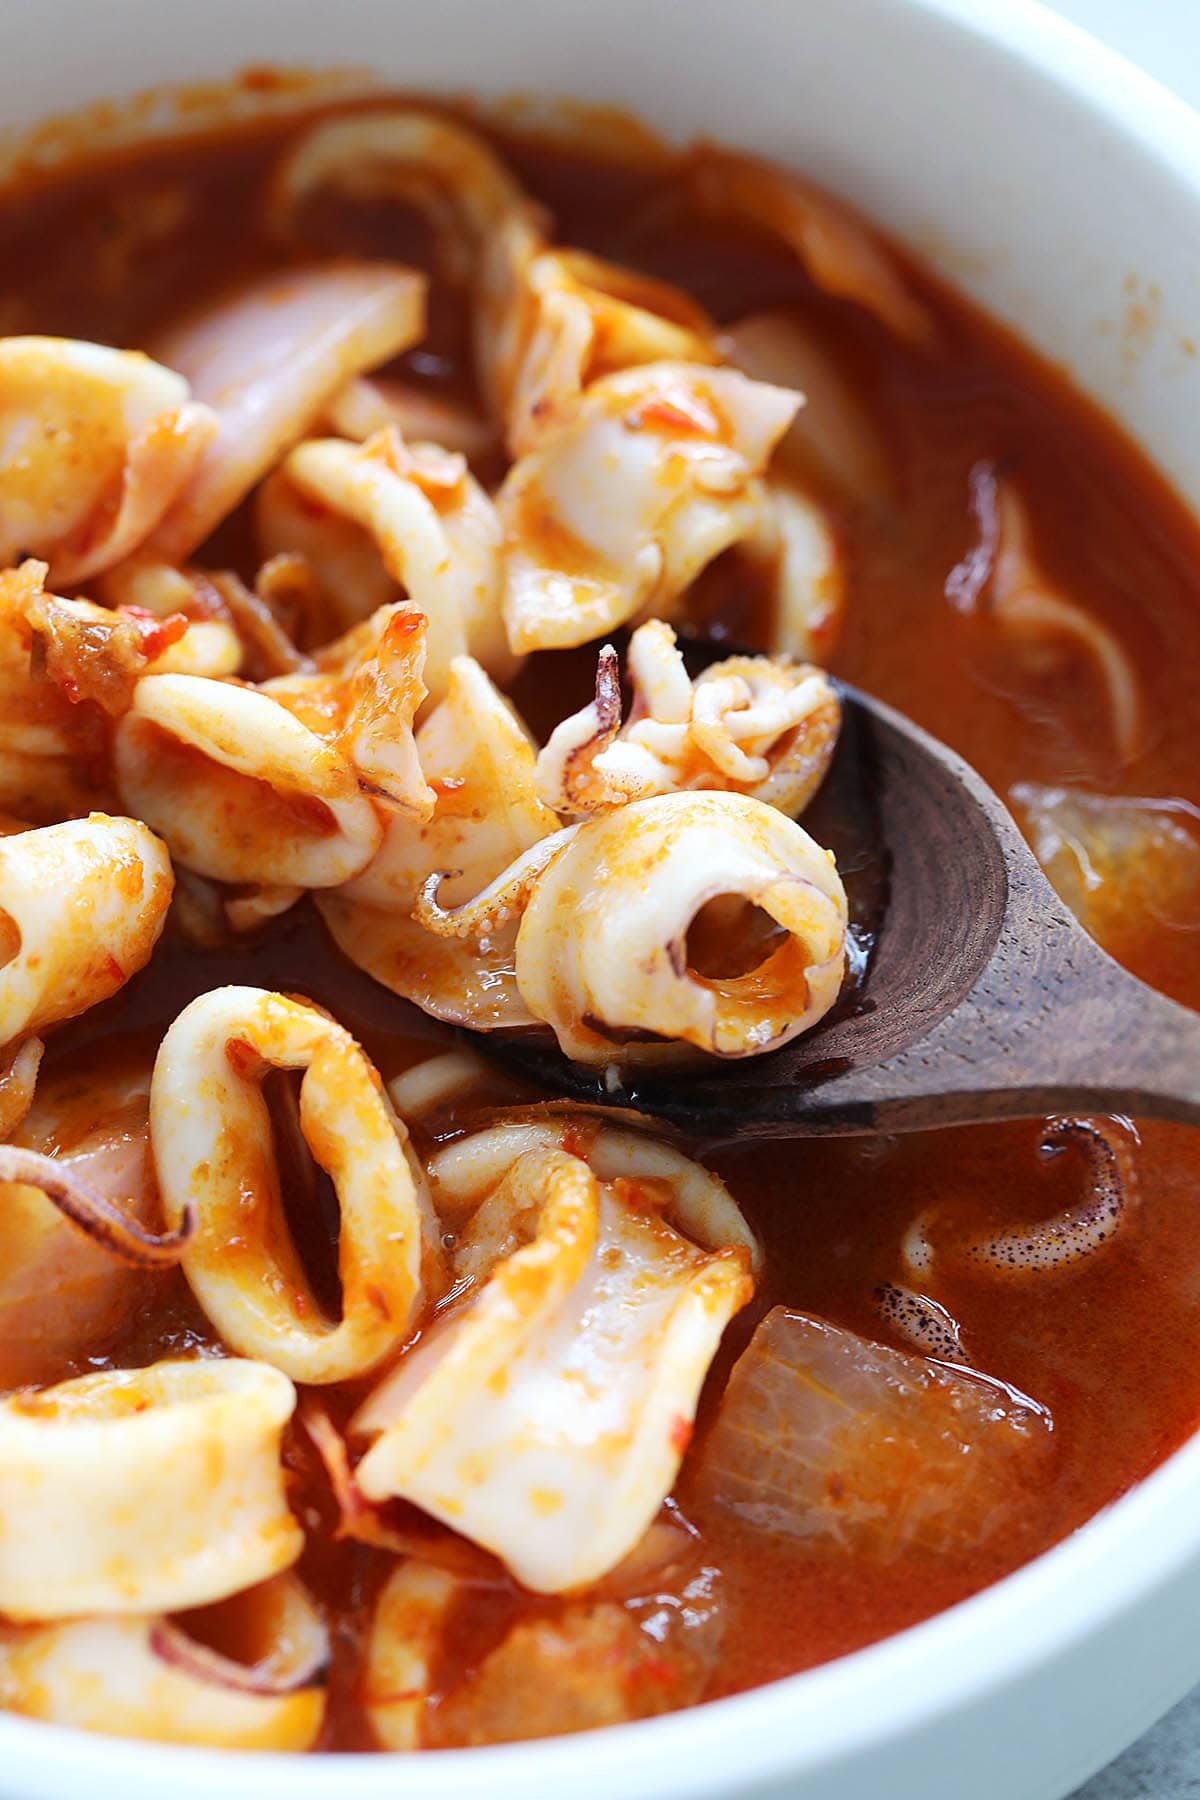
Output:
top-left (498, 362), bottom-right (801, 653)
top-left (488, 790), bottom-right (847, 1064)
top-left (352, 1140), bottom-right (752, 1592)
top-left (151, 986), bottom-right (434, 1383)
top-left (740, 481), bottom-right (845, 663)
top-left (0, 814), bottom-right (172, 1048)
top-left (688, 1309), bottom-right (1049, 1559)
top-left (318, 655), bottom-right (560, 1031)
top-left (1012, 781), bottom-right (1200, 947)
top-left (0, 336), bottom-right (217, 585)
top-left (536, 621), bottom-right (840, 818)
top-left (0, 1576), bottom-right (326, 1750)
top-left (327, 376), bottom-right (499, 463)
top-left (260, 428), bottom-right (513, 701)
top-left (147, 263), bottom-right (426, 561)
top-left (0, 1358), bottom-right (301, 1618)
top-left (114, 673), bottom-right (381, 888)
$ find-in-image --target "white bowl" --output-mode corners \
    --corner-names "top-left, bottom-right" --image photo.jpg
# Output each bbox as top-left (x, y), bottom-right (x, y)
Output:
top-left (3, 2), bottom-right (1200, 1796)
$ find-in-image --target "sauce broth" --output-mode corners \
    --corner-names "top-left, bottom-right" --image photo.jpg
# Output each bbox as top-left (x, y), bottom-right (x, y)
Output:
top-left (2, 96), bottom-right (1199, 1742)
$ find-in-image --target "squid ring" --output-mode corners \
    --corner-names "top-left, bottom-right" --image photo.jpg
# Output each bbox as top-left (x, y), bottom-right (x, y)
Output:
top-left (0, 1358), bottom-right (301, 1619)
top-left (114, 673), bottom-right (381, 888)
top-left (0, 815), bottom-right (173, 1048)
top-left (0, 1574), bottom-right (327, 1750)
top-left (512, 791), bottom-right (847, 1063)
top-left (152, 986), bottom-right (432, 1383)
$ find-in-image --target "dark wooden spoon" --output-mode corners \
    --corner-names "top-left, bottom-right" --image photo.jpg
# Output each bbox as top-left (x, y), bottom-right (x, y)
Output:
top-left (480, 683), bottom-right (1200, 1143)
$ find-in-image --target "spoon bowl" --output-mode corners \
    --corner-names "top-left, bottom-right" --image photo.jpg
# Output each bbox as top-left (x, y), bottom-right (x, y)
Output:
top-left (482, 683), bottom-right (1200, 1141)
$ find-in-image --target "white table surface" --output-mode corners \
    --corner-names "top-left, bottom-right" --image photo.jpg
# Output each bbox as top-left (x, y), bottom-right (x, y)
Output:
top-left (1036, 4), bottom-right (1200, 1796)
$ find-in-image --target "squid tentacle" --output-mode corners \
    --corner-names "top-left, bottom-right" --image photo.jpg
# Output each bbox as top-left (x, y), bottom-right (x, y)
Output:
top-left (0, 1144), bottom-right (194, 1268)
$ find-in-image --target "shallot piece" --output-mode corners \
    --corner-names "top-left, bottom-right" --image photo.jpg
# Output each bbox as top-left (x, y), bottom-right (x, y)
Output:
top-left (0, 1576), bottom-right (327, 1750)
top-left (687, 1308), bottom-right (1049, 1559)
top-left (498, 362), bottom-right (801, 653)
top-left (146, 263), bottom-right (426, 560)
top-left (152, 986), bottom-right (439, 1383)
top-left (0, 1359), bottom-right (302, 1619)
top-left (535, 620), bottom-right (840, 818)
top-left (968, 1116), bottom-right (1137, 1275)
top-left (351, 1139), bottom-right (753, 1592)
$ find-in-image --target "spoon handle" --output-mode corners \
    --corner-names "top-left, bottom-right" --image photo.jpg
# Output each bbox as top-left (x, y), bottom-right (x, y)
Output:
top-left (776, 926), bottom-right (1200, 1137)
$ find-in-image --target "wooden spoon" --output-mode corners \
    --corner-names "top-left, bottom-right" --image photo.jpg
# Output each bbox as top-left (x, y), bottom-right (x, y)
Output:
top-left (482, 683), bottom-right (1200, 1142)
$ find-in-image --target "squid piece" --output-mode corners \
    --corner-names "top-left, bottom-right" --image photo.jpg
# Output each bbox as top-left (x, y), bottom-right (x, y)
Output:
top-left (0, 337), bottom-right (217, 585)
top-left (362, 1561), bottom-right (460, 1751)
top-left (536, 621), bottom-right (840, 817)
top-left (421, 790), bottom-right (847, 1065)
top-left (499, 362), bottom-right (800, 653)
top-left (113, 672), bottom-right (382, 888)
top-left (318, 655), bottom-right (560, 1029)
top-left (0, 1059), bottom-right (183, 1389)
top-left (948, 469), bottom-right (1143, 765)
top-left (20, 582), bottom-right (241, 715)
top-left (1012, 781), bottom-right (1200, 944)
top-left (151, 986), bottom-right (436, 1383)
top-left (739, 481), bottom-right (845, 663)
top-left (258, 426), bottom-right (513, 698)
top-left (352, 1139), bottom-right (753, 1591)
top-left (426, 1116), bottom-right (762, 1272)
top-left (688, 147), bottom-right (936, 347)
top-left (146, 263), bottom-right (427, 562)
top-left (269, 109), bottom-right (718, 455)
top-left (0, 1574), bottom-right (328, 1750)
top-left (687, 1308), bottom-right (1049, 1559)
top-left (0, 563), bottom-right (117, 821)
top-left (0, 1358), bottom-right (301, 1618)
top-left (326, 375), bottom-right (500, 463)
top-left (0, 814), bottom-right (173, 1047)
top-left (719, 308), bottom-right (895, 506)
top-left (265, 603), bottom-right (433, 817)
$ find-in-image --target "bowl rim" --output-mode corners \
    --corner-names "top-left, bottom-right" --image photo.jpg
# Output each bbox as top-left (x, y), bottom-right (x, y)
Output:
top-left (5, 0), bottom-right (1200, 1792)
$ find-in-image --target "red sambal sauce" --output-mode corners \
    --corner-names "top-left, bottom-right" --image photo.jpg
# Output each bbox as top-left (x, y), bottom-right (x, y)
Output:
top-left (5, 94), bottom-right (1200, 1738)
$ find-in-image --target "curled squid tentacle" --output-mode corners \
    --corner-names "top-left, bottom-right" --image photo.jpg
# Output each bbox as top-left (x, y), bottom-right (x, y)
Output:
top-left (0, 1144), bottom-right (193, 1269)
top-left (535, 644), bottom-right (623, 815)
top-left (968, 1117), bottom-right (1137, 1275)
top-left (414, 826), bottom-right (580, 941)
